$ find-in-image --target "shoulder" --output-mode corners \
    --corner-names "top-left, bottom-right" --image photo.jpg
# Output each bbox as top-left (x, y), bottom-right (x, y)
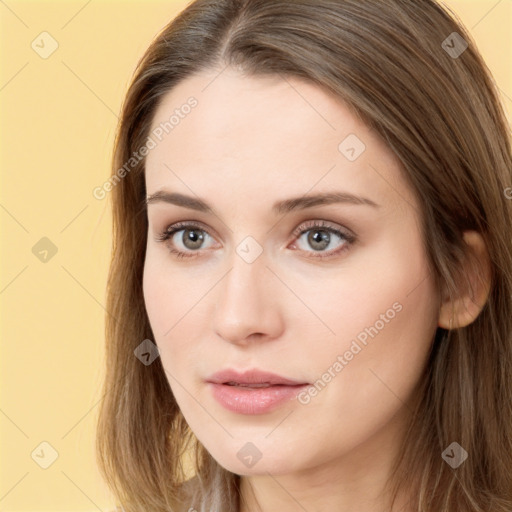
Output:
top-left (176, 475), bottom-right (201, 511)
top-left (109, 477), bottom-right (200, 512)
top-left (109, 504), bottom-right (191, 512)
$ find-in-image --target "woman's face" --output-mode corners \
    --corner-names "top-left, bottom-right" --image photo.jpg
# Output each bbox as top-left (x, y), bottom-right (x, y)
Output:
top-left (143, 68), bottom-right (440, 477)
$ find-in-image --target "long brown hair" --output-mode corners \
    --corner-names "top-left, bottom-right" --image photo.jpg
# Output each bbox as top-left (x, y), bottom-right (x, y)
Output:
top-left (96, 1), bottom-right (512, 511)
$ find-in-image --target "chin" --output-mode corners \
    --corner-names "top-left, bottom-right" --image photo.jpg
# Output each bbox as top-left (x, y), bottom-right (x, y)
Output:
top-left (204, 440), bottom-right (308, 477)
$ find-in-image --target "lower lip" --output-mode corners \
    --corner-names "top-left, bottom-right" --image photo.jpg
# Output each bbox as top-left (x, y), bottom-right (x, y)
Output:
top-left (208, 382), bottom-right (309, 415)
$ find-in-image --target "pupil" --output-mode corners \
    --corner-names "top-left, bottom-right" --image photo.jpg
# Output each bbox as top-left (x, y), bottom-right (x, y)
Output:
top-left (184, 229), bottom-right (204, 249)
top-left (180, 228), bottom-right (331, 252)
top-left (309, 230), bottom-right (329, 251)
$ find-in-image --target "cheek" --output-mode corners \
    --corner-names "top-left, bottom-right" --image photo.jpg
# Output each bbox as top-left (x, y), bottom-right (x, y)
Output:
top-left (142, 255), bottom-right (170, 338)
top-left (300, 231), bottom-right (438, 412)
top-left (142, 251), bottom-right (209, 373)
top-left (142, 247), bottom-right (197, 333)
top-left (290, 229), bottom-right (434, 344)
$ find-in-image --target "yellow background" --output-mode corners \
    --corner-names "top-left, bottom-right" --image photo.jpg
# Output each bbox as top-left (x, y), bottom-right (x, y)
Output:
top-left (1, 1), bottom-right (510, 510)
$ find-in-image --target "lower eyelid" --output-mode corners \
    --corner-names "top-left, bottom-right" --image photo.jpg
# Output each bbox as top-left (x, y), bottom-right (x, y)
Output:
top-left (158, 222), bottom-right (355, 258)
top-left (171, 228), bottom-right (216, 249)
top-left (291, 232), bottom-right (352, 257)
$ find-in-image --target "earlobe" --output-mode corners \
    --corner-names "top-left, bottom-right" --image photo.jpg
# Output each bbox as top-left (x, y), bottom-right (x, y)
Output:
top-left (438, 230), bottom-right (492, 329)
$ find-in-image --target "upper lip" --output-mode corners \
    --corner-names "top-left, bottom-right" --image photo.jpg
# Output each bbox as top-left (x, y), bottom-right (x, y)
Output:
top-left (206, 368), bottom-right (308, 386)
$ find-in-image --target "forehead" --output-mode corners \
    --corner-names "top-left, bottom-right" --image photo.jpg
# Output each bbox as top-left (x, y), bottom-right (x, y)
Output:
top-left (144, 68), bottom-right (415, 216)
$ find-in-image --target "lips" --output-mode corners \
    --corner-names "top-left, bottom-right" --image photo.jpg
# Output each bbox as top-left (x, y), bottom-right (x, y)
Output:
top-left (206, 368), bottom-right (310, 415)
top-left (205, 368), bottom-right (308, 387)
top-left (225, 382), bottom-right (273, 388)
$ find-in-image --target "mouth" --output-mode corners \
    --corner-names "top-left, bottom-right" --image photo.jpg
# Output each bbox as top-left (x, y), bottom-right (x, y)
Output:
top-left (224, 381), bottom-right (301, 387)
top-left (206, 368), bottom-right (309, 387)
top-left (205, 368), bottom-right (310, 414)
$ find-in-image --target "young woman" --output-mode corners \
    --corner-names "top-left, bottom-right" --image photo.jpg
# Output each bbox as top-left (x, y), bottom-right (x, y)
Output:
top-left (96, 1), bottom-right (512, 511)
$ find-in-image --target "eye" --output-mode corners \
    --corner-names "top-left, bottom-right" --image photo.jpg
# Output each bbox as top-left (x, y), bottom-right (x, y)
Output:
top-left (290, 220), bottom-right (356, 259)
top-left (154, 219), bottom-right (356, 260)
top-left (154, 221), bottom-right (216, 259)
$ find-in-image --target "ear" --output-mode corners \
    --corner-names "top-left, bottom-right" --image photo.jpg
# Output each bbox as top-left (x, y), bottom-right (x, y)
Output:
top-left (438, 230), bottom-right (492, 329)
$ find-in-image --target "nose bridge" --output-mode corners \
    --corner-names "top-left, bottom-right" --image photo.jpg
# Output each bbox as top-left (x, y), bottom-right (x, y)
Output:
top-left (218, 246), bottom-right (268, 319)
top-left (213, 243), bottom-right (282, 343)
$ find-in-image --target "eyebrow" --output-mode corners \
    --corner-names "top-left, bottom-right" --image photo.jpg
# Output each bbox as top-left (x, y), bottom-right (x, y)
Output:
top-left (145, 190), bottom-right (380, 215)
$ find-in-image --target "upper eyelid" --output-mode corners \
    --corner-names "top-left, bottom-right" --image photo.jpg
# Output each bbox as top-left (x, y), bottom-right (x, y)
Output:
top-left (157, 220), bottom-right (355, 261)
top-left (162, 218), bottom-right (346, 232)
top-left (161, 219), bottom-right (352, 243)
top-left (292, 219), bottom-right (352, 235)
top-left (165, 220), bottom-right (218, 239)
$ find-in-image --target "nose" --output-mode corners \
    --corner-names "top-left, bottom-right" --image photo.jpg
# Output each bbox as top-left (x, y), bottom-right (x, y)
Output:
top-left (213, 249), bottom-right (284, 346)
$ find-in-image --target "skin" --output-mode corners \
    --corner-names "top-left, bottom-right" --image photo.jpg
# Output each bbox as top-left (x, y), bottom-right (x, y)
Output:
top-left (142, 67), bottom-right (490, 512)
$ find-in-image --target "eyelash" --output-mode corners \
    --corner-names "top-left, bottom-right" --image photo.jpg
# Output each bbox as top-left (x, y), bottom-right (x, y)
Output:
top-left (154, 220), bottom-right (356, 260)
